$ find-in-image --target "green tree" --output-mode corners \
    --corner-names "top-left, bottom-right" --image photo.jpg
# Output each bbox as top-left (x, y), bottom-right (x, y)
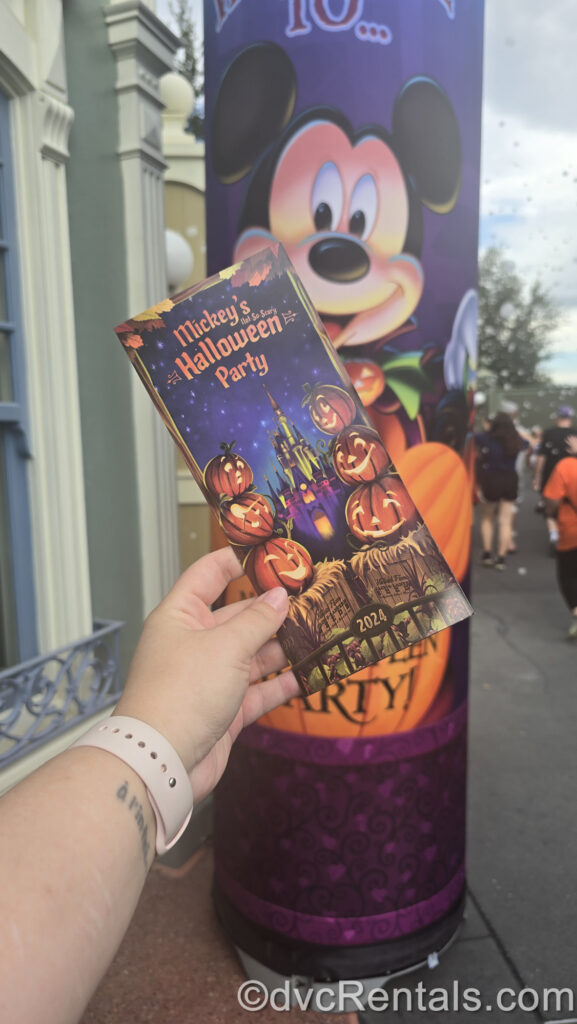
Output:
top-left (477, 246), bottom-right (560, 388)
top-left (170, 0), bottom-right (204, 138)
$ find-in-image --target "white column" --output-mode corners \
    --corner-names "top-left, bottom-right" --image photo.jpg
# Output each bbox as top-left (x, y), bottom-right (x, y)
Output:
top-left (106, 0), bottom-right (180, 614)
top-left (10, 85), bottom-right (94, 651)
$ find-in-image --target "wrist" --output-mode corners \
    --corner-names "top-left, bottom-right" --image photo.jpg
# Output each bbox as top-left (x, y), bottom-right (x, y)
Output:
top-left (66, 744), bottom-right (156, 867)
top-left (72, 716), bottom-right (194, 856)
top-left (113, 698), bottom-right (199, 776)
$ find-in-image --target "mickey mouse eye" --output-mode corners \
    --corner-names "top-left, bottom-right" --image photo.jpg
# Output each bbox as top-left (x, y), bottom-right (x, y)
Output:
top-left (349, 174), bottom-right (378, 239)
top-left (312, 161), bottom-right (343, 232)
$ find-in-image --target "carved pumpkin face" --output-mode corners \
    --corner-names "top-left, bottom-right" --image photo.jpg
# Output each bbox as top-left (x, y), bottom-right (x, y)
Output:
top-left (332, 426), bottom-right (390, 485)
top-left (346, 477), bottom-right (416, 542)
top-left (204, 443), bottom-right (253, 498)
top-left (244, 537), bottom-right (314, 595)
top-left (219, 492), bottom-right (275, 545)
top-left (304, 384), bottom-right (356, 435)
top-left (344, 360), bottom-right (386, 408)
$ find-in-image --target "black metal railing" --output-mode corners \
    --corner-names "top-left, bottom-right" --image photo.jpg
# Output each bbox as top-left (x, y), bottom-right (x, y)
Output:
top-left (0, 620), bottom-right (123, 768)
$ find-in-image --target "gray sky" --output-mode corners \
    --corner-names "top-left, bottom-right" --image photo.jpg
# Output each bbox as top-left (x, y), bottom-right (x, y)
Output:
top-left (159, 0), bottom-right (577, 384)
top-left (480, 0), bottom-right (577, 383)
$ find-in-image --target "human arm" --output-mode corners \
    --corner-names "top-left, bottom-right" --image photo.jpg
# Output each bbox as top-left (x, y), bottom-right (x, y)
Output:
top-left (0, 548), bottom-right (298, 1024)
top-left (543, 462), bottom-right (566, 519)
top-left (533, 452), bottom-right (545, 491)
top-left (543, 494), bottom-right (561, 518)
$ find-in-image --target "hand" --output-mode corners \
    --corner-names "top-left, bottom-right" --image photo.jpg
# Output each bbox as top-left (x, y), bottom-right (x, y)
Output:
top-left (115, 548), bottom-right (299, 802)
top-left (566, 434), bottom-right (577, 456)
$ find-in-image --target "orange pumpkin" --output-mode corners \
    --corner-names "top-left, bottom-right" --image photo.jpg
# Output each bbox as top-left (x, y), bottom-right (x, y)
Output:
top-left (395, 442), bottom-right (472, 582)
top-left (344, 360), bottom-right (386, 407)
top-left (244, 537), bottom-right (314, 595)
top-left (204, 442), bottom-right (253, 498)
top-left (259, 627), bottom-right (451, 737)
top-left (302, 383), bottom-right (356, 435)
top-left (345, 477), bottom-right (416, 542)
top-left (332, 426), bottom-right (390, 485)
top-left (219, 492), bottom-right (275, 546)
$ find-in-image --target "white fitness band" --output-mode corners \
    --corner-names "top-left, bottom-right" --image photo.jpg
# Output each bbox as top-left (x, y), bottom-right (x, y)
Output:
top-left (72, 716), bottom-right (194, 856)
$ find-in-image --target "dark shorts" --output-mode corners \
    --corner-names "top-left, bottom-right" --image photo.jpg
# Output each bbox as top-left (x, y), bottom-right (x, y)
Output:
top-left (478, 469), bottom-right (518, 503)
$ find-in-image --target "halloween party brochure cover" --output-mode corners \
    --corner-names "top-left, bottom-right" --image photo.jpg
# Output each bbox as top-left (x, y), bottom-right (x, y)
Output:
top-left (115, 245), bottom-right (472, 695)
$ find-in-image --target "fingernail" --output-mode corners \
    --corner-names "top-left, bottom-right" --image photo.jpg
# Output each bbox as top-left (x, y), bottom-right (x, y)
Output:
top-left (260, 587), bottom-right (289, 613)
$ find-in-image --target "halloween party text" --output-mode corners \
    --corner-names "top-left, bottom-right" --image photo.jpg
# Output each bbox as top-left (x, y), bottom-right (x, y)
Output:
top-left (171, 297), bottom-right (291, 390)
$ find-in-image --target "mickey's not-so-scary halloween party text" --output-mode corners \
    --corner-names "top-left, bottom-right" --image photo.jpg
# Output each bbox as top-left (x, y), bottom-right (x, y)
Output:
top-left (115, 245), bottom-right (471, 696)
top-left (171, 297), bottom-right (283, 389)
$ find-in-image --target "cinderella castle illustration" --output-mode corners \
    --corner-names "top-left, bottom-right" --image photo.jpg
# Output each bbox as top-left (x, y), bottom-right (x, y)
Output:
top-left (261, 387), bottom-right (349, 559)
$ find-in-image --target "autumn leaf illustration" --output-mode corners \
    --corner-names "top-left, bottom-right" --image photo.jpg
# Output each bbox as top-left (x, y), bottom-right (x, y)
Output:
top-left (230, 247), bottom-right (278, 288)
top-left (122, 332), bottom-right (144, 350)
top-left (248, 266), bottom-right (271, 287)
top-left (132, 298), bottom-right (174, 322)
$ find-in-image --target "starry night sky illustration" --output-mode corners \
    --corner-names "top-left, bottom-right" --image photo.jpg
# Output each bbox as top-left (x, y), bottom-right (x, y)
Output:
top-left (137, 267), bottom-right (365, 498)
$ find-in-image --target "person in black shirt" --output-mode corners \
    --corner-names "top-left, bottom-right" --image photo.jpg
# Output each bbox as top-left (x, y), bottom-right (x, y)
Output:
top-left (475, 412), bottom-right (527, 570)
top-left (533, 405), bottom-right (577, 550)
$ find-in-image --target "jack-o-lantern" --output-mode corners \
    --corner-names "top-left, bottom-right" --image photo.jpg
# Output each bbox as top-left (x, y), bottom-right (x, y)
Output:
top-left (219, 492), bottom-right (275, 546)
top-left (346, 476), bottom-right (416, 543)
top-left (303, 383), bottom-right (356, 435)
top-left (344, 361), bottom-right (386, 408)
top-left (204, 442), bottom-right (253, 498)
top-left (244, 537), bottom-right (314, 595)
top-left (332, 426), bottom-right (390, 485)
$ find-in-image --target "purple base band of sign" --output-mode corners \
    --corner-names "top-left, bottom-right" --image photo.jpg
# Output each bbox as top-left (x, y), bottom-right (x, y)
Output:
top-left (239, 701), bottom-right (468, 766)
top-left (215, 863), bottom-right (466, 946)
top-left (214, 703), bottom-right (468, 946)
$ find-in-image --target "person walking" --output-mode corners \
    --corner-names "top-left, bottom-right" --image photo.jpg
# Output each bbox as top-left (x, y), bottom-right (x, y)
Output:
top-left (543, 434), bottom-right (577, 640)
top-left (533, 405), bottom-right (576, 552)
top-left (475, 411), bottom-right (528, 570)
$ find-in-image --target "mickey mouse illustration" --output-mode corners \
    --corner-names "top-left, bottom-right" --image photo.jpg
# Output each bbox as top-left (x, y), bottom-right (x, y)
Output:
top-left (210, 42), bottom-right (471, 455)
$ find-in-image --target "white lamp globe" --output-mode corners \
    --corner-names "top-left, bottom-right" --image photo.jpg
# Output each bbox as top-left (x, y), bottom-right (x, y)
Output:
top-left (165, 229), bottom-right (194, 291)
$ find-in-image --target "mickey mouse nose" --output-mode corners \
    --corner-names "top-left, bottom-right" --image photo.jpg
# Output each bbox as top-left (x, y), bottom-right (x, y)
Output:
top-left (308, 238), bottom-right (370, 282)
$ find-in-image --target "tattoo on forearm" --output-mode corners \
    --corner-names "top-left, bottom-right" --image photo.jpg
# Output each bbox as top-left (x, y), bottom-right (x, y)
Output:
top-left (116, 781), bottom-right (152, 866)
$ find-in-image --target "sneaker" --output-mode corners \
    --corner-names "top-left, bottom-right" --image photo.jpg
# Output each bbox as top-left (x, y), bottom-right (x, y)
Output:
top-left (568, 621), bottom-right (577, 641)
top-left (481, 552), bottom-right (493, 567)
top-left (494, 557), bottom-right (506, 571)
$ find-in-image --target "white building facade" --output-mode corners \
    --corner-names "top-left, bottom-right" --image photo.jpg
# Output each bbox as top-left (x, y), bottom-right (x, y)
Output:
top-left (0, 0), bottom-right (182, 789)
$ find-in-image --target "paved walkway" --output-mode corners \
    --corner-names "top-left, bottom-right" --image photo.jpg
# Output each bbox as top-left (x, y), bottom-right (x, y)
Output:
top-left (359, 479), bottom-right (577, 1022)
top-left (81, 481), bottom-right (577, 1023)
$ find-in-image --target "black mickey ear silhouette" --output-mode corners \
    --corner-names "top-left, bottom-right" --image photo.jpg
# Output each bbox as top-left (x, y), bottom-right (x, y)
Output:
top-left (210, 42), bottom-right (297, 185)
top-left (392, 77), bottom-right (461, 213)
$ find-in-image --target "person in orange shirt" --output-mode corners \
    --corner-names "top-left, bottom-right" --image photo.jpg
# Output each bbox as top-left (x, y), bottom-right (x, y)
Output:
top-left (543, 435), bottom-right (577, 641)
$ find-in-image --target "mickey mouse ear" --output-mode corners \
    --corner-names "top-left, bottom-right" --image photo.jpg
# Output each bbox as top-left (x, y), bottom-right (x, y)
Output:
top-left (393, 77), bottom-right (461, 213)
top-left (210, 43), bottom-right (297, 185)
